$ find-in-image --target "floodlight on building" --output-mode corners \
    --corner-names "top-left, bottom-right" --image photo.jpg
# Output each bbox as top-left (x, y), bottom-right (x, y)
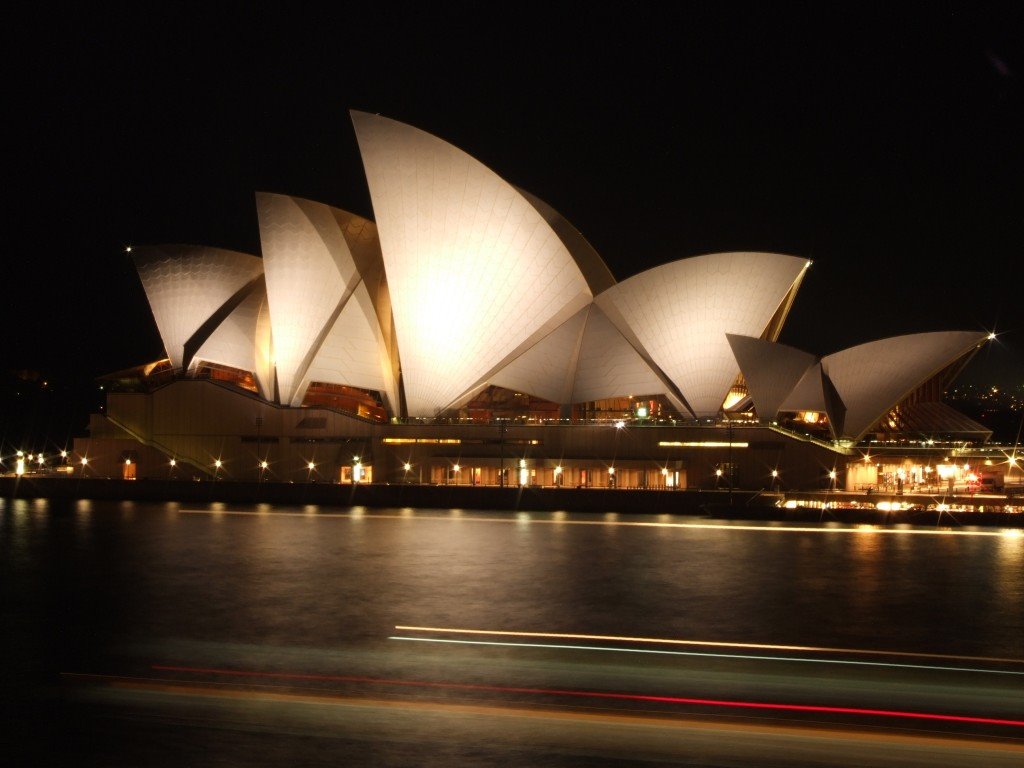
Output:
top-left (125, 458), bottom-right (131, 465)
top-left (453, 463), bottom-right (460, 472)
top-left (829, 470), bottom-right (837, 480)
top-left (608, 466), bottom-right (615, 475)
top-left (554, 465), bottom-right (562, 475)
top-left (661, 467), bottom-right (668, 476)
top-left (715, 468), bottom-right (723, 477)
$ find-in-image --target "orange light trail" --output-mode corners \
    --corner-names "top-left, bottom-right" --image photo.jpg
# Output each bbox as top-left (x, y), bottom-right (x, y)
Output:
top-left (147, 664), bottom-right (1024, 728)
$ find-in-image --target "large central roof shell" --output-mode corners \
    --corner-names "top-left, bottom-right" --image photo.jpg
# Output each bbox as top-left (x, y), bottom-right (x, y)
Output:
top-left (352, 111), bottom-right (604, 416)
top-left (596, 253), bottom-right (810, 418)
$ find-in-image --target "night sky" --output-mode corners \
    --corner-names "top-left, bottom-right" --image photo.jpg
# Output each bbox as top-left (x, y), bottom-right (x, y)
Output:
top-left (6, 5), bottom-right (1023, 391)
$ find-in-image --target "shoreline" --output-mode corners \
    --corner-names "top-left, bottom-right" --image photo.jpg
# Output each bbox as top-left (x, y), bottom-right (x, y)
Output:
top-left (2, 476), bottom-right (1021, 527)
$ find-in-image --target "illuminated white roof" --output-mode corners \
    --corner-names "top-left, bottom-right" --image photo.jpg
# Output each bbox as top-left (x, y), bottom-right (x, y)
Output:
top-left (727, 334), bottom-right (817, 420)
top-left (822, 331), bottom-right (987, 441)
top-left (490, 306), bottom-right (589, 404)
top-left (779, 362), bottom-right (831, 413)
top-left (191, 280), bottom-right (268, 394)
top-left (596, 253), bottom-right (809, 418)
top-left (352, 111), bottom-right (598, 416)
top-left (132, 245), bottom-right (264, 370)
top-left (257, 192), bottom-right (392, 405)
top-left (571, 305), bottom-right (667, 404)
top-left (290, 280), bottom-right (396, 409)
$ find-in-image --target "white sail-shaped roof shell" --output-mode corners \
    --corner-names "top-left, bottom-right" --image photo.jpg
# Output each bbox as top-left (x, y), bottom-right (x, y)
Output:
top-left (571, 306), bottom-right (668, 404)
top-left (352, 111), bottom-right (598, 416)
top-left (727, 334), bottom-right (818, 420)
top-left (291, 280), bottom-right (396, 408)
top-left (779, 363), bottom-right (832, 414)
top-left (132, 245), bottom-right (264, 370)
top-left (822, 331), bottom-right (987, 441)
top-left (596, 253), bottom-right (809, 418)
top-left (256, 192), bottom-right (393, 406)
top-left (490, 306), bottom-right (589, 405)
top-left (191, 281), bottom-right (270, 396)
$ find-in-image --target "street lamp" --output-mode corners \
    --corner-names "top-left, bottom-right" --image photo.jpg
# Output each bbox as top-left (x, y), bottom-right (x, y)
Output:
top-left (828, 469), bottom-right (837, 492)
top-left (214, 459), bottom-right (222, 480)
top-left (260, 460), bottom-right (268, 482)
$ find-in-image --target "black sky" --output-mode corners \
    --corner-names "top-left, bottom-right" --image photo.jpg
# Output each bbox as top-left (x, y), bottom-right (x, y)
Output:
top-left (5, 4), bottom-right (1023, 387)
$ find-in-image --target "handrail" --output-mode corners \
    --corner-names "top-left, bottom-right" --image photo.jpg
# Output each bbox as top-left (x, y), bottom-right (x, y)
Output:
top-left (103, 413), bottom-right (211, 477)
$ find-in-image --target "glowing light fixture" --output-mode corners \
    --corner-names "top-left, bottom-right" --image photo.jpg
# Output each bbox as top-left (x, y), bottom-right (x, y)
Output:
top-left (170, 459), bottom-right (177, 467)
top-left (403, 462), bottom-right (412, 471)
top-left (615, 420), bottom-right (625, 429)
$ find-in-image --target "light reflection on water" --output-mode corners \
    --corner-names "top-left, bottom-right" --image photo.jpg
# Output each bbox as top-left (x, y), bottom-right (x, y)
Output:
top-left (2, 501), bottom-right (1023, 667)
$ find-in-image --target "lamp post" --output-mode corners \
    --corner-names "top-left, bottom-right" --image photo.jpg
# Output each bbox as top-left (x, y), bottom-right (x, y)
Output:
top-left (727, 421), bottom-right (734, 506)
top-left (255, 416), bottom-right (263, 478)
top-left (498, 421), bottom-right (506, 487)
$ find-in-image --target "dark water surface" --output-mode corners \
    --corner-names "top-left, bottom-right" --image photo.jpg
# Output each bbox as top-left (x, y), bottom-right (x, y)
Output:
top-left (3, 499), bottom-right (1023, 766)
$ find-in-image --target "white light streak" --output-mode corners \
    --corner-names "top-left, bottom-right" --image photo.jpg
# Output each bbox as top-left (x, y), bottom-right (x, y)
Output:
top-left (388, 636), bottom-right (1024, 676)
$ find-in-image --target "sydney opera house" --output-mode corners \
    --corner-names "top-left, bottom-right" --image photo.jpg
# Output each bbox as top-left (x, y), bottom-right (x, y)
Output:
top-left (76, 111), bottom-right (995, 491)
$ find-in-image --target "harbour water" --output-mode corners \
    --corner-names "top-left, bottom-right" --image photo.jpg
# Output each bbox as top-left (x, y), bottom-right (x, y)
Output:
top-left (4, 498), bottom-right (1023, 766)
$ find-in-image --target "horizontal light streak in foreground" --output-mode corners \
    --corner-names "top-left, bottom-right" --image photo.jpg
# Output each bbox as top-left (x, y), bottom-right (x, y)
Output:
top-left (388, 635), bottom-right (1024, 676)
top-left (146, 664), bottom-right (1024, 728)
top-left (175, 509), bottom-right (1015, 537)
top-left (394, 626), bottom-right (1024, 666)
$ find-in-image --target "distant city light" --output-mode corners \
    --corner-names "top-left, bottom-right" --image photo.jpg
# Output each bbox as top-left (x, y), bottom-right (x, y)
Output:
top-left (260, 460), bottom-right (268, 470)
top-left (403, 462), bottom-right (412, 471)
top-left (215, 459), bottom-right (222, 468)
top-left (307, 461), bottom-right (315, 470)
top-left (615, 420), bottom-right (625, 429)
top-left (169, 459), bottom-right (176, 467)
top-left (80, 457), bottom-right (88, 465)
